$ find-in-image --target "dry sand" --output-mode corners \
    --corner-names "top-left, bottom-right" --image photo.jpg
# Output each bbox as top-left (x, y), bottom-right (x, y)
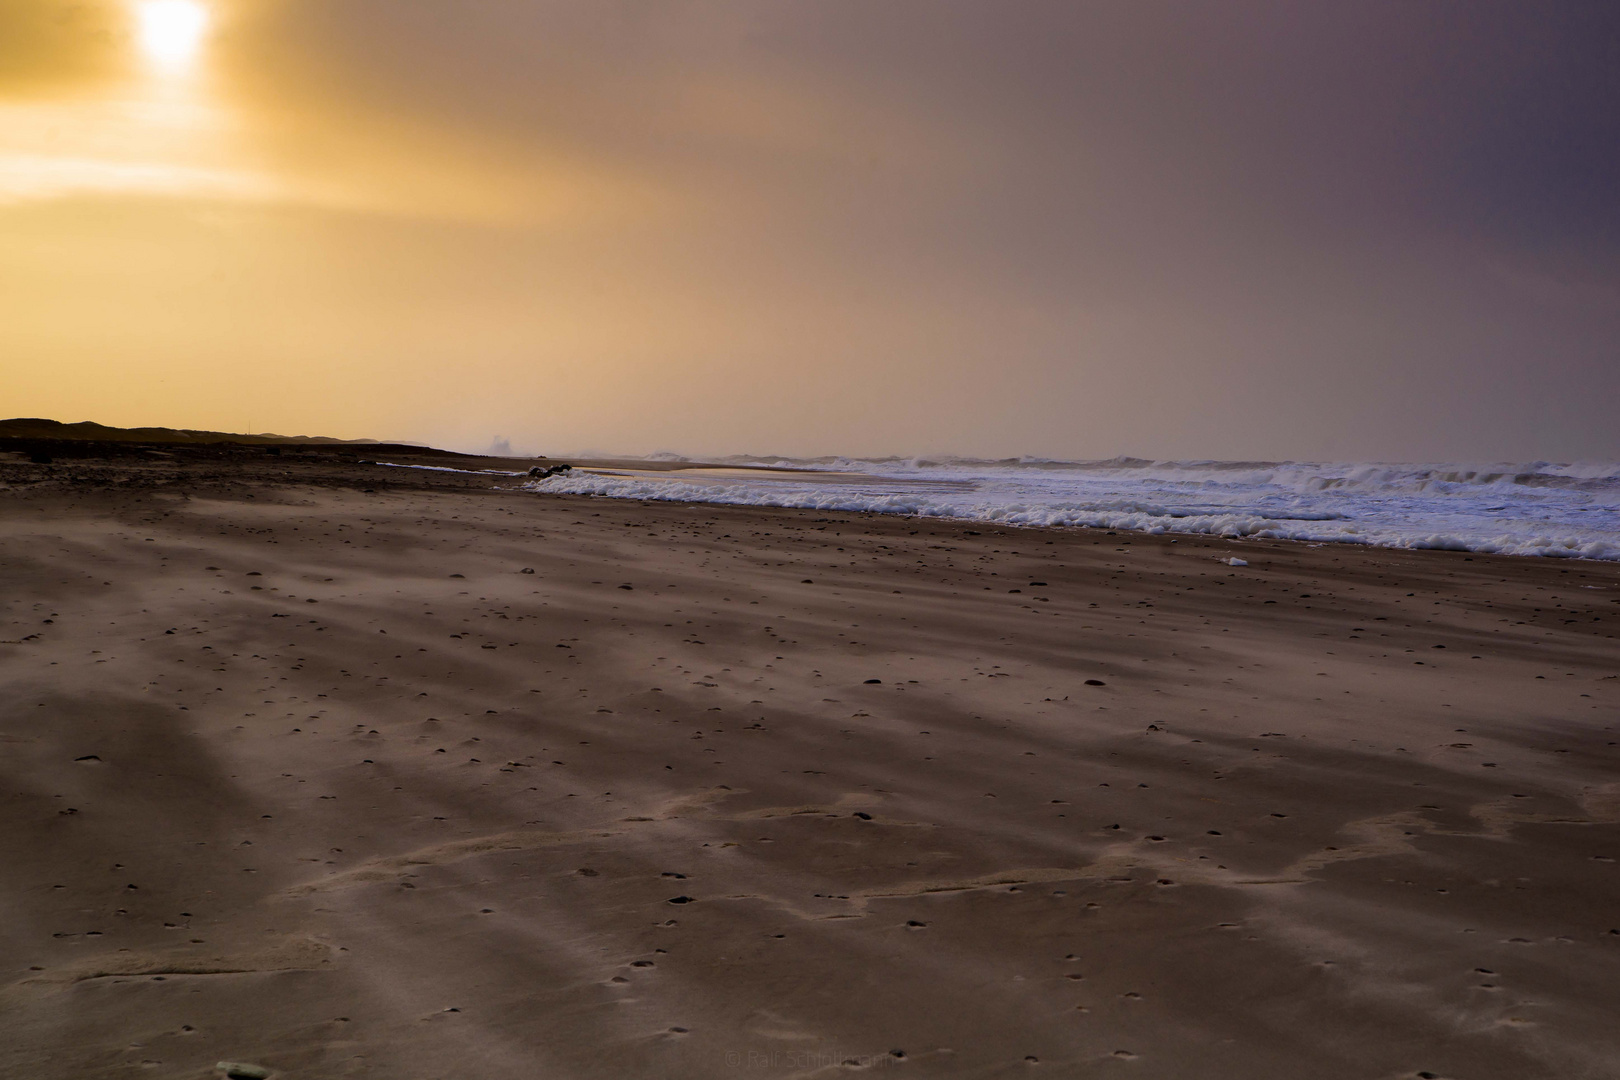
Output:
top-left (2, 449), bottom-right (1618, 1079)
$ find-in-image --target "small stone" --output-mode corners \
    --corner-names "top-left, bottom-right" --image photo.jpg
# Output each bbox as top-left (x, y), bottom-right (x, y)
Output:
top-left (216, 1063), bottom-right (271, 1080)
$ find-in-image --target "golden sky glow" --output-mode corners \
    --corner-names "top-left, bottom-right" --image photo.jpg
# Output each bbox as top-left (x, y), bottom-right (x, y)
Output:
top-left (0, 2), bottom-right (252, 205)
top-left (2, 2), bottom-right (1617, 459)
top-left (136, 0), bottom-right (210, 72)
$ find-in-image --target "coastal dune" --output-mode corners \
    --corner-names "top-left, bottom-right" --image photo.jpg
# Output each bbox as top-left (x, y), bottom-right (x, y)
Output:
top-left (2, 461), bottom-right (1618, 1078)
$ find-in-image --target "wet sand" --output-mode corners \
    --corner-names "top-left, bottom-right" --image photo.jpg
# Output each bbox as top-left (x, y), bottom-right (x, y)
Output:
top-left (2, 450), bottom-right (1618, 1079)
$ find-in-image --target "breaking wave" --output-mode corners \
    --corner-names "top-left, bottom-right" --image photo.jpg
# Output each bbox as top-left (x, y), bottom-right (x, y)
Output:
top-left (522, 455), bottom-right (1620, 561)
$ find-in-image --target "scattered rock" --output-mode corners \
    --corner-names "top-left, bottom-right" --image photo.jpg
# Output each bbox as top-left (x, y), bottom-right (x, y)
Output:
top-left (216, 1063), bottom-right (271, 1080)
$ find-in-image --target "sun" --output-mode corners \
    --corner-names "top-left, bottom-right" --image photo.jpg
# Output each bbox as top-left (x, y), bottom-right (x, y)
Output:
top-left (136, 0), bottom-right (210, 73)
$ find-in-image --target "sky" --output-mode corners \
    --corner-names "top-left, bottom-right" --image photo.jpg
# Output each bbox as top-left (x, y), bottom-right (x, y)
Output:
top-left (2, 0), bottom-right (1618, 461)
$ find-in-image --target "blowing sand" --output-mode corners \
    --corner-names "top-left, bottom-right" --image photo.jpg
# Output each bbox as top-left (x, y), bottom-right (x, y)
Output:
top-left (2, 450), bottom-right (1618, 1079)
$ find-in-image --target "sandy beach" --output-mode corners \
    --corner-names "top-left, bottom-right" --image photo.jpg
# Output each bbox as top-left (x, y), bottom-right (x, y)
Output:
top-left (3, 447), bottom-right (1618, 1079)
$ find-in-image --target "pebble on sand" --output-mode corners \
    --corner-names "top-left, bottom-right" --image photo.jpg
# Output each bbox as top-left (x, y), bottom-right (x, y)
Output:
top-left (216, 1063), bottom-right (272, 1080)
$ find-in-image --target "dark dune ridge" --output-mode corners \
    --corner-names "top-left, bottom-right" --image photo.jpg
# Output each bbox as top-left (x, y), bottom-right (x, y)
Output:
top-left (0, 417), bottom-right (459, 471)
top-left (0, 417), bottom-right (402, 447)
top-left (1, 447), bottom-right (1617, 1079)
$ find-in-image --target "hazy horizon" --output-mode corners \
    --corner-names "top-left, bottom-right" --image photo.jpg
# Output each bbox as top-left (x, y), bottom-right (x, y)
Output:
top-left (4, 2), bottom-right (1618, 462)
top-left (15, 415), bottom-right (1620, 468)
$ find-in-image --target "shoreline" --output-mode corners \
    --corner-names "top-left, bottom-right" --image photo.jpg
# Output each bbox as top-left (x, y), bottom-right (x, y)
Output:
top-left (7, 435), bottom-right (1616, 563)
top-left (525, 464), bottom-right (1620, 564)
top-left (2, 454), bottom-right (1618, 1078)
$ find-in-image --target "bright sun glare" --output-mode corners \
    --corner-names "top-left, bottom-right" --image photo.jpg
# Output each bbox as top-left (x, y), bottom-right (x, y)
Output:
top-left (136, 0), bottom-right (210, 72)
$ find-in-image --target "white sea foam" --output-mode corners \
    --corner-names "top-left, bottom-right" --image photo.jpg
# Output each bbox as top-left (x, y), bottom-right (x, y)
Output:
top-left (518, 456), bottom-right (1620, 561)
top-left (376, 462), bottom-right (530, 476)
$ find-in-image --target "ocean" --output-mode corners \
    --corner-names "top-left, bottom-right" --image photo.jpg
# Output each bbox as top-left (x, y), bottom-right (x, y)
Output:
top-left (518, 455), bottom-right (1620, 561)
